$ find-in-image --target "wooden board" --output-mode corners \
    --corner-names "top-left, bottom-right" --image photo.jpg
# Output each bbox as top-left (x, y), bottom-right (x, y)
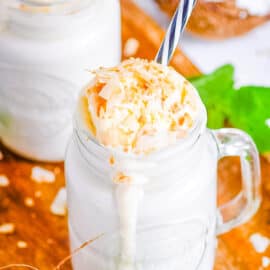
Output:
top-left (0, 0), bottom-right (269, 269)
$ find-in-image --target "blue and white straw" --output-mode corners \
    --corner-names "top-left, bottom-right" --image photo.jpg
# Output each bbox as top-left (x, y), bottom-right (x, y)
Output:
top-left (155, 0), bottom-right (197, 65)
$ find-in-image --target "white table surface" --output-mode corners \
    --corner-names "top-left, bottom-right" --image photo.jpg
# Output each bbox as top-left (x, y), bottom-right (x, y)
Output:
top-left (134, 0), bottom-right (270, 86)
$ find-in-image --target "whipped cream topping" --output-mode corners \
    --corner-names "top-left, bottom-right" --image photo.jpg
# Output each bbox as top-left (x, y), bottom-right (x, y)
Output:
top-left (82, 58), bottom-right (200, 155)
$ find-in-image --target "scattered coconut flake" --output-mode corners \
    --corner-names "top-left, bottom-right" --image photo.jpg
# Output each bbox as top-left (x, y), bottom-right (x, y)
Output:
top-left (31, 166), bottom-right (55, 183)
top-left (50, 188), bottom-right (67, 216)
top-left (0, 175), bottom-right (9, 187)
top-left (124, 38), bottom-right (140, 57)
top-left (34, 190), bottom-right (42, 198)
top-left (17, 241), bottom-right (28, 249)
top-left (262, 256), bottom-right (270, 268)
top-left (24, 197), bottom-right (35, 208)
top-left (0, 223), bottom-right (15, 235)
top-left (249, 233), bottom-right (270, 253)
top-left (0, 150), bottom-right (3, 161)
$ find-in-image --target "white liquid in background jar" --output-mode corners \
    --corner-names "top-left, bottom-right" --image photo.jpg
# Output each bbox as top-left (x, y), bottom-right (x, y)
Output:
top-left (0, 0), bottom-right (121, 161)
top-left (66, 59), bottom-right (261, 270)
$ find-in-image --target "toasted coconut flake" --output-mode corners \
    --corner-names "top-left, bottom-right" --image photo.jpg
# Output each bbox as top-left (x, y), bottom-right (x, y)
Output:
top-left (98, 83), bottom-right (113, 100)
top-left (50, 188), bottom-right (67, 217)
top-left (113, 172), bottom-right (132, 184)
top-left (109, 156), bottom-right (115, 165)
top-left (24, 197), bottom-right (35, 208)
top-left (83, 59), bottom-right (200, 155)
top-left (0, 223), bottom-right (15, 235)
top-left (31, 166), bottom-right (55, 183)
top-left (250, 233), bottom-right (270, 253)
top-left (0, 175), bottom-right (9, 187)
top-left (17, 241), bottom-right (28, 249)
top-left (124, 38), bottom-right (140, 57)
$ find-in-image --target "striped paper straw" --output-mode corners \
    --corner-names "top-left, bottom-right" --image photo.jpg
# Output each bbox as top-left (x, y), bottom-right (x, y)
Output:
top-left (155, 0), bottom-right (197, 65)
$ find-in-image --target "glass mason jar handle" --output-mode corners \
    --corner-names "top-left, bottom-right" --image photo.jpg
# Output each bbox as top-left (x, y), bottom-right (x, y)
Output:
top-left (212, 128), bottom-right (261, 235)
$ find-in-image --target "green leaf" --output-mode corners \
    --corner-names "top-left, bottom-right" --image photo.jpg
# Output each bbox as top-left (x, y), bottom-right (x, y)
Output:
top-left (189, 64), bottom-right (270, 153)
top-left (229, 86), bottom-right (270, 153)
top-left (190, 64), bottom-right (235, 129)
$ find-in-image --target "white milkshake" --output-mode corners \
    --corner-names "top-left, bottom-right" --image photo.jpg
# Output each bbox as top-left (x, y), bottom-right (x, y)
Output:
top-left (65, 59), bottom-right (261, 270)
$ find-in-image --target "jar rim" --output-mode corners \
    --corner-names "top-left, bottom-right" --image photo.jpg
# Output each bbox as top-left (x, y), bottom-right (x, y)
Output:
top-left (74, 97), bottom-right (208, 164)
top-left (3, 0), bottom-right (93, 15)
top-left (73, 106), bottom-right (207, 184)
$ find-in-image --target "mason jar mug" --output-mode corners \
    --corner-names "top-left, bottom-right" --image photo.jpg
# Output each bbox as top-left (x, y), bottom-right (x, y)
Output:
top-left (0, 0), bottom-right (121, 161)
top-left (65, 105), bottom-right (261, 270)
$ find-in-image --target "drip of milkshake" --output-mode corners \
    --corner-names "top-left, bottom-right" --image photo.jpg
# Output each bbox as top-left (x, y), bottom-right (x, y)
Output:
top-left (115, 183), bottom-right (144, 269)
top-left (80, 58), bottom-right (201, 269)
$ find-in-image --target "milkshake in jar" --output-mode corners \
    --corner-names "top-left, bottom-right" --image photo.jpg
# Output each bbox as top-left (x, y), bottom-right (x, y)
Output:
top-left (0, 0), bottom-right (121, 161)
top-left (65, 59), bottom-right (261, 270)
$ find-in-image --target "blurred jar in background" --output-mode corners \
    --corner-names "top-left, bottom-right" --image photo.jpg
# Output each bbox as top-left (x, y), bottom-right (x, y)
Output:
top-left (0, 0), bottom-right (121, 161)
top-left (155, 0), bottom-right (270, 39)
